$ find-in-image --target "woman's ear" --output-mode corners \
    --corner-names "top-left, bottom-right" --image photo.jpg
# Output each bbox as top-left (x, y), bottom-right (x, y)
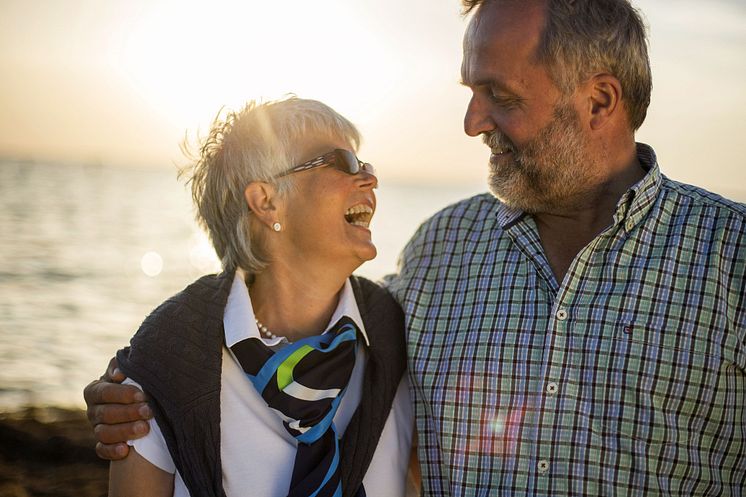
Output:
top-left (244, 182), bottom-right (282, 230)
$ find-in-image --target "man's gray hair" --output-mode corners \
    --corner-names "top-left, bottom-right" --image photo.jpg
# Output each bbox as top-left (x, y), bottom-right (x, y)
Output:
top-left (463, 0), bottom-right (652, 130)
top-left (180, 96), bottom-right (361, 274)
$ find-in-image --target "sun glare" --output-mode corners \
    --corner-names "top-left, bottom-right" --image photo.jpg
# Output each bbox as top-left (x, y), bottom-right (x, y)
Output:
top-left (189, 231), bottom-right (221, 274)
top-left (116, 0), bottom-right (395, 134)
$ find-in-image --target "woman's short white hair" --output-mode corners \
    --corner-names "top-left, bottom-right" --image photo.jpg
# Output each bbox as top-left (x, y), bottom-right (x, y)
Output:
top-left (180, 96), bottom-right (361, 274)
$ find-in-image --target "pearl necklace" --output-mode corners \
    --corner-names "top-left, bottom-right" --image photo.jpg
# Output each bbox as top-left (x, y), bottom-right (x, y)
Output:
top-left (255, 317), bottom-right (282, 341)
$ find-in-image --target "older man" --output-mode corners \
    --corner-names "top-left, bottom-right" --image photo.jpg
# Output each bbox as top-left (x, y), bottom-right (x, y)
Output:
top-left (86, 0), bottom-right (745, 495)
top-left (386, 0), bottom-right (745, 495)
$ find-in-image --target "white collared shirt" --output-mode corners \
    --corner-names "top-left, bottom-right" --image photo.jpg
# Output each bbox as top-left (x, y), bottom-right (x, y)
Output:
top-left (126, 270), bottom-right (413, 497)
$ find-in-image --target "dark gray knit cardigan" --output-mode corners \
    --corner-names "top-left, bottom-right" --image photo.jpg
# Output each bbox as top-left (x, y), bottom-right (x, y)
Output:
top-left (117, 270), bottom-right (407, 497)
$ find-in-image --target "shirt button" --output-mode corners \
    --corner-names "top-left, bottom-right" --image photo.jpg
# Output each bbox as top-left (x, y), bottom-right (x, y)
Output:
top-left (537, 459), bottom-right (550, 474)
top-left (556, 308), bottom-right (568, 321)
top-left (546, 382), bottom-right (558, 395)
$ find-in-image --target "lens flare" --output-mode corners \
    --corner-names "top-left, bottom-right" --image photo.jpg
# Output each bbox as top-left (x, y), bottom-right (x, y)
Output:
top-left (140, 251), bottom-right (163, 277)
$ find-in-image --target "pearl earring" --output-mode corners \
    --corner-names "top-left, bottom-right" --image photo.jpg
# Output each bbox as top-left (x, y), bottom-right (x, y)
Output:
top-left (272, 222), bottom-right (282, 232)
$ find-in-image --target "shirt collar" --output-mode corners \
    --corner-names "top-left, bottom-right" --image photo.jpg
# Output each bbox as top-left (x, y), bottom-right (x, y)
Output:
top-left (223, 268), bottom-right (370, 348)
top-left (494, 142), bottom-right (662, 233)
top-left (495, 202), bottom-right (525, 230)
top-left (611, 143), bottom-right (662, 233)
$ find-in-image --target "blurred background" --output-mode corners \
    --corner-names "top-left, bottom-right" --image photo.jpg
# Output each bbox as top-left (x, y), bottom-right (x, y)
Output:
top-left (1, 0), bottom-right (745, 413)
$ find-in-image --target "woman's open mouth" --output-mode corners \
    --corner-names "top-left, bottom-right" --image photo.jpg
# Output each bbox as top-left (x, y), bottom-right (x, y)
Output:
top-left (344, 204), bottom-right (374, 228)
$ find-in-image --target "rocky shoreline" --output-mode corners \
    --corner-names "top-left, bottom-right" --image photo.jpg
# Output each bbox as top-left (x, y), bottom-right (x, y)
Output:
top-left (0, 407), bottom-right (107, 497)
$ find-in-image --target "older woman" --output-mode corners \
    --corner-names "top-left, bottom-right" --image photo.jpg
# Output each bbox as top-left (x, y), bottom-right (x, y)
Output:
top-left (97, 97), bottom-right (413, 497)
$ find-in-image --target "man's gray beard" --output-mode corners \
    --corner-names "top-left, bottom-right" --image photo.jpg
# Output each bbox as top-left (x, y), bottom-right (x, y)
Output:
top-left (486, 102), bottom-right (595, 214)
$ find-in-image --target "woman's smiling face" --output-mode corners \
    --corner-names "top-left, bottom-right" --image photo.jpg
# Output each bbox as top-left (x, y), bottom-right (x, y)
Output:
top-left (275, 134), bottom-right (378, 273)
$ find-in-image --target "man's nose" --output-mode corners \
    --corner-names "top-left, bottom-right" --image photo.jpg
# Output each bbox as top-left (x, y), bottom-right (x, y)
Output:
top-left (464, 94), bottom-right (496, 137)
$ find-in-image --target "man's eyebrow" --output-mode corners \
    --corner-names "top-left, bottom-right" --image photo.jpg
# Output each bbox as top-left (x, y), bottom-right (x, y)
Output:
top-left (459, 77), bottom-right (520, 96)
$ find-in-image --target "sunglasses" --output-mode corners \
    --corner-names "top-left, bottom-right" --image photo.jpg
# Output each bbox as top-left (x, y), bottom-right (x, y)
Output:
top-left (276, 149), bottom-right (376, 178)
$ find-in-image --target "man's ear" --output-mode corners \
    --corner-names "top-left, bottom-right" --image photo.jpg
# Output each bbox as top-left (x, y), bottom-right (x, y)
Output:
top-left (244, 182), bottom-right (282, 229)
top-left (586, 73), bottom-right (622, 130)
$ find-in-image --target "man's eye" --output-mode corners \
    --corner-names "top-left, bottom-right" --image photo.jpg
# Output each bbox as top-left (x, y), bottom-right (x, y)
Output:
top-left (490, 92), bottom-right (519, 108)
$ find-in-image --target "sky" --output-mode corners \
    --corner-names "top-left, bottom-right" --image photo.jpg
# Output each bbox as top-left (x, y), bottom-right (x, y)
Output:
top-left (1, 0), bottom-right (745, 195)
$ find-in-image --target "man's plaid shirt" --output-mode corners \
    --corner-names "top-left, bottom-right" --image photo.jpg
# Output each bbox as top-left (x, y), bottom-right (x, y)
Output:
top-left (387, 144), bottom-right (745, 496)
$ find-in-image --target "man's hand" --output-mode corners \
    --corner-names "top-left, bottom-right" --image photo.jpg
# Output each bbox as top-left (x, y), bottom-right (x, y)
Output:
top-left (83, 357), bottom-right (153, 460)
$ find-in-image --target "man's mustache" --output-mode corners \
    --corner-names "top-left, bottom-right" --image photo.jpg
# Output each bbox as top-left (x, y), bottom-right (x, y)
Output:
top-left (482, 131), bottom-right (515, 153)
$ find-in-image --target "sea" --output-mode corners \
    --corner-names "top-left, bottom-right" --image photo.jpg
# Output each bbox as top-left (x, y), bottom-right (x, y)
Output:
top-left (0, 159), bottom-right (485, 410)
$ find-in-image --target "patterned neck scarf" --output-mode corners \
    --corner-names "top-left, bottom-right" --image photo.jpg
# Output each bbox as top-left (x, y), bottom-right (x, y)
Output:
top-left (230, 315), bottom-right (362, 497)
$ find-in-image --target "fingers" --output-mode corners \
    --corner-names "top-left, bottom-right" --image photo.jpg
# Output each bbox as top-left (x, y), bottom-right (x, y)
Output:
top-left (83, 357), bottom-right (154, 462)
top-left (88, 401), bottom-right (152, 426)
top-left (84, 380), bottom-right (146, 407)
top-left (84, 380), bottom-right (151, 433)
top-left (96, 442), bottom-right (131, 461)
top-left (94, 419), bottom-right (151, 445)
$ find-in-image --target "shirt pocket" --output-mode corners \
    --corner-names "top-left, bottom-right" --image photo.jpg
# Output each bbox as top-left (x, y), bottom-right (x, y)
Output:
top-left (571, 322), bottom-right (723, 446)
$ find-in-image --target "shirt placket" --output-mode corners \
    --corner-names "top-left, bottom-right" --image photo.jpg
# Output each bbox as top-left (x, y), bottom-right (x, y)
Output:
top-left (506, 215), bottom-right (624, 495)
top-left (534, 257), bottom-right (592, 494)
top-left (539, 222), bottom-right (625, 495)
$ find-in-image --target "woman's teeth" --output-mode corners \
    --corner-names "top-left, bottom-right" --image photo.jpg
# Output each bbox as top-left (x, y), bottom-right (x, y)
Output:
top-left (344, 204), bottom-right (373, 227)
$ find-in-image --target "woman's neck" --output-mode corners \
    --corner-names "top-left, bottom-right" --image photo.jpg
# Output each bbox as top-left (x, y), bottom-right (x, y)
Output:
top-left (248, 263), bottom-right (351, 342)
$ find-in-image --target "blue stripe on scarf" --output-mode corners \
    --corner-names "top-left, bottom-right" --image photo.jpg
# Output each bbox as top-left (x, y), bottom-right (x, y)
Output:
top-left (296, 386), bottom-right (347, 444)
top-left (248, 324), bottom-right (357, 393)
top-left (308, 428), bottom-right (342, 497)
